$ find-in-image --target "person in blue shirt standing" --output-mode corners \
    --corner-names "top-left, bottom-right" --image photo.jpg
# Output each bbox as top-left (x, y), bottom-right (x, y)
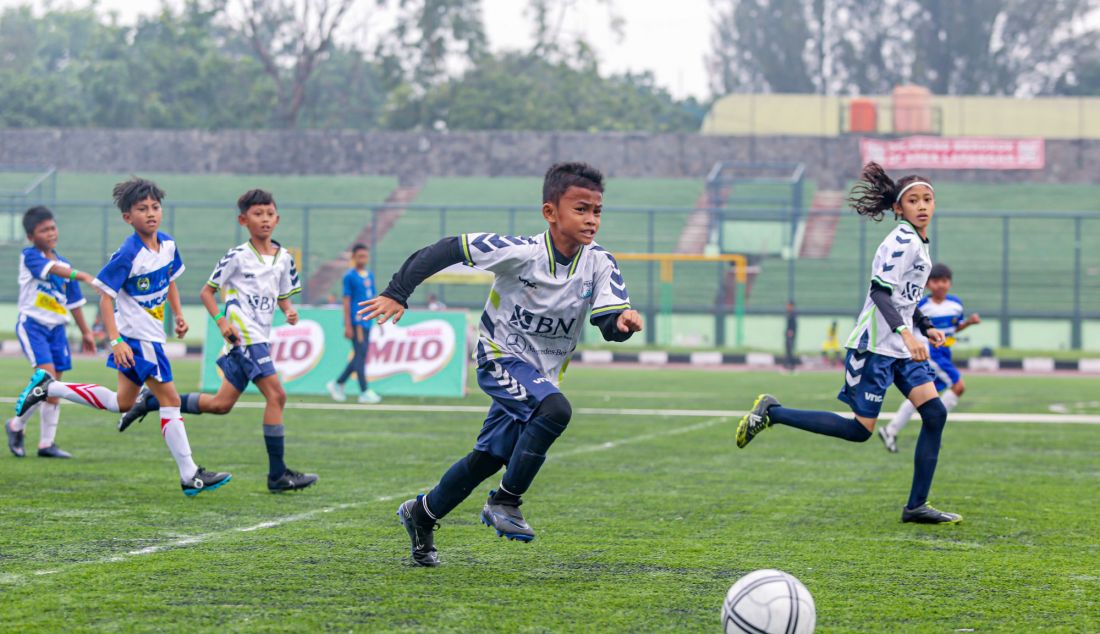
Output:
top-left (327, 244), bottom-right (382, 404)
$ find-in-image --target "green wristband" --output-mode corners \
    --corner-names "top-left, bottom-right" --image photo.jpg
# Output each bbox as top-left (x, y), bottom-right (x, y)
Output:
top-left (895, 325), bottom-right (909, 334)
top-left (69, 269), bottom-right (78, 281)
top-left (213, 311), bottom-right (225, 321)
top-left (113, 336), bottom-right (125, 345)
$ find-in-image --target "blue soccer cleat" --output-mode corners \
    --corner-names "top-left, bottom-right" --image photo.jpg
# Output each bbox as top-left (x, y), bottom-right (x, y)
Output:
top-left (15, 369), bottom-right (53, 417)
top-left (397, 496), bottom-right (440, 567)
top-left (480, 490), bottom-right (535, 542)
top-left (6, 418), bottom-right (25, 458)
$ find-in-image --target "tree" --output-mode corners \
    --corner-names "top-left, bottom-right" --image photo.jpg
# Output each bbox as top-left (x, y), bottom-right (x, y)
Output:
top-left (385, 52), bottom-right (702, 132)
top-left (708, 0), bottom-right (1100, 96)
top-left (375, 0), bottom-right (487, 91)
top-left (238, 0), bottom-right (357, 127)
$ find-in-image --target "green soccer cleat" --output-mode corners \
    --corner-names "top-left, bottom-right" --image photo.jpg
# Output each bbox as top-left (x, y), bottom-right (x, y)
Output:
top-left (901, 503), bottom-right (963, 524)
top-left (736, 394), bottom-right (779, 448)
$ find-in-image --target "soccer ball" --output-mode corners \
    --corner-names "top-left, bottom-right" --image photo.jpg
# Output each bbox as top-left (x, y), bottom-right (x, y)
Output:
top-left (721, 569), bottom-right (816, 634)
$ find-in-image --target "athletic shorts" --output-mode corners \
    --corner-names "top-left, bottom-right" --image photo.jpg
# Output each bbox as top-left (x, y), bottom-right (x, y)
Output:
top-left (928, 346), bottom-right (960, 392)
top-left (217, 343), bottom-right (278, 392)
top-left (473, 356), bottom-right (562, 461)
top-left (107, 336), bottom-right (173, 386)
top-left (15, 315), bottom-right (72, 372)
top-left (836, 348), bottom-right (935, 418)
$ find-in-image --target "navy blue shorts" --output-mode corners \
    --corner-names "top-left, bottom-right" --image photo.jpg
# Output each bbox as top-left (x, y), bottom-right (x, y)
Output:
top-left (217, 343), bottom-right (278, 392)
top-left (837, 348), bottom-right (935, 418)
top-left (16, 315), bottom-right (72, 372)
top-left (928, 346), bottom-right (961, 392)
top-left (107, 337), bottom-right (173, 386)
top-left (473, 357), bottom-right (562, 461)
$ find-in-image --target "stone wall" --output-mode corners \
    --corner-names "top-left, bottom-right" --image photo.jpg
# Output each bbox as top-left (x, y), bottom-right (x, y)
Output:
top-left (2, 128), bottom-right (1098, 187)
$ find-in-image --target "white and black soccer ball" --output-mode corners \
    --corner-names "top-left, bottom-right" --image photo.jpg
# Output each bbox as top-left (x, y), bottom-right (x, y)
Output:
top-left (721, 569), bottom-right (816, 634)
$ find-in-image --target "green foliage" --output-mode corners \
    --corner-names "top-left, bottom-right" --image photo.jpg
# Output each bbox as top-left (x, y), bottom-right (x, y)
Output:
top-left (709, 0), bottom-right (1100, 96)
top-left (0, 359), bottom-right (1097, 631)
top-left (387, 52), bottom-right (703, 132)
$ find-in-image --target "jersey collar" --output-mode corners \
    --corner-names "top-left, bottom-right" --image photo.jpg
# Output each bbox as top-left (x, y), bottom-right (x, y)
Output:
top-left (543, 231), bottom-right (583, 277)
top-left (246, 239), bottom-right (282, 264)
top-left (899, 219), bottom-right (930, 243)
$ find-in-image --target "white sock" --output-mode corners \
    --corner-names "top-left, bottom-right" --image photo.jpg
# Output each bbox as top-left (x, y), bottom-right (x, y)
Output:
top-left (38, 402), bottom-right (60, 448)
top-left (8, 401), bottom-right (41, 432)
top-left (942, 390), bottom-right (960, 411)
top-left (885, 399), bottom-right (917, 436)
top-left (47, 382), bottom-right (120, 413)
top-left (159, 407), bottom-right (198, 481)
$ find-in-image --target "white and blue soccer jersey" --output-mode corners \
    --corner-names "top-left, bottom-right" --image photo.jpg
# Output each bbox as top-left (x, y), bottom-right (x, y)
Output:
top-left (461, 230), bottom-right (631, 385)
top-left (206, 241), bottom-right (301, 345)
top-left (845, 221), bottom-right (932, 358)
top-left (17, 247), bottom-right (86, 327)
top-left (92, 232), bottom-right (185, 344)
top-left (917, 294), bottom-right (965, 347)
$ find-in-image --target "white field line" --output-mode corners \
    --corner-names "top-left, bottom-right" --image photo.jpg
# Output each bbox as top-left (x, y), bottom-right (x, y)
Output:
top-left (4, 396), bottom-right (1099, 423)
top-left (3, 414), bottom-right (729, 586)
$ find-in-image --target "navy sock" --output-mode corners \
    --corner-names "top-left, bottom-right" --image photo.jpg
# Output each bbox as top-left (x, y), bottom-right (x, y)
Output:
top-left (768, 406), bottom-right (872, 442)
top-left (420, 451), bottom-right (503, 523)
top-left (144, 394), bottom-right (160, 411)
top-left (180, 393), bottom-right (202, 415)
top-left (907, 399), bottom-right (948, 510)
top-left (263, 424), bottom-right (286, 478)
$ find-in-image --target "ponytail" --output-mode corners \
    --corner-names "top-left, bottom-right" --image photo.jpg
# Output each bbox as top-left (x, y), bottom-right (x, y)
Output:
top-left (848, 162), bottom-right (897, 222)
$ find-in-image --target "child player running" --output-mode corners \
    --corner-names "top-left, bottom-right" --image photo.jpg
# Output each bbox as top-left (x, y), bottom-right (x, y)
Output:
top-left (6, 206), bottom-right (97, 459)
top-left (878, 262), bottom-right (980, 453)
top-left (360, 162), bottom-right (644, 566)
top-left (735, 162), bottom-right (962, 525)
top-left (118, 189), bottom-right (318, 493)
top-left (14, 178), bottom-right (231, 496)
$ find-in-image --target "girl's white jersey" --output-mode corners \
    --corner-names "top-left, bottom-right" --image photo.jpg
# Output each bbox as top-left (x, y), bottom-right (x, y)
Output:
top-left (461, 231), bottom-right (631, 385)
top-left (845, 221), bottom-right (932, 358)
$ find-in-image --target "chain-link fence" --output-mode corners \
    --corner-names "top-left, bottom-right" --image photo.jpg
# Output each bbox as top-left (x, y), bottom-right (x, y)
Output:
top-left (3, 200), bottom-right (1097, 348)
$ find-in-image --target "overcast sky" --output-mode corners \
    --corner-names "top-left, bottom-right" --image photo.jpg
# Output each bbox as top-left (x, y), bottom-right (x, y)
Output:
top-left (0, 0), bottom-right (714, 99)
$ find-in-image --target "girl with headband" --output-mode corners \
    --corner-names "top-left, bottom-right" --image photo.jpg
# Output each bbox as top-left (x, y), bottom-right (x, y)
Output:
top-left (734, 162), bottom-right (961, 525)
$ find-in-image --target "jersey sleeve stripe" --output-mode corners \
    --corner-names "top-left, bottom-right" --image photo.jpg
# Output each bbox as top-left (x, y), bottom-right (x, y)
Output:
top-left (206, 280), bottom-right (220, 289)
top-left (870, 275), bottom-right (893, 290)
top-left (91, 278), bottom-right (118, 299)
top-left (460, 234), bottom-right (474, 266)
top-left (591, 303), bottom-right (631, 316)
top-left (277, 287), bottom-right (302, 300)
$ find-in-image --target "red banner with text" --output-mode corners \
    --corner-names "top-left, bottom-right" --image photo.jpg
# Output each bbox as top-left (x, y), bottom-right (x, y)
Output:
top-left (860, 136), bottom-right (1045, 170)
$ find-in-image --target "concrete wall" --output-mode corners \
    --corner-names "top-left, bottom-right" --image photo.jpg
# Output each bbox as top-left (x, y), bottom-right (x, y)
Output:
top-left (4, 128), bottom-right (1100, 189)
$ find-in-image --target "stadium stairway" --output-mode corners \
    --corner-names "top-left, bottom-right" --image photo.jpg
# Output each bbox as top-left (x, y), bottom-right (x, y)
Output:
top-left (305, 184), bottom-right (421, 300)
top-left (799, 190), bottom-right (845, 259)
top-left (675, 187), bottom-right (730, 253)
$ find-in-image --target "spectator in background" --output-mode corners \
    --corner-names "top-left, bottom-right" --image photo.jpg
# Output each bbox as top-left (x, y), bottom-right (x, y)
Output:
top-left (427, 293), bottom-right (447, 311)
top-left (784, 301), bottom-right (798, 372)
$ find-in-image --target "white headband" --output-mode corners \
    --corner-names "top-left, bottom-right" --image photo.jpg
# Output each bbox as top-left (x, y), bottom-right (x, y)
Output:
top-left (895, 181), bottom-right (934, 202)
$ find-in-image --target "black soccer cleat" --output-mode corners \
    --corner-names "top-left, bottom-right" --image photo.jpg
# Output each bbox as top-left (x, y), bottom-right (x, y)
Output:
top-left (480, 490), bottom-right (535, 542)
top-left (6, 419), bottom-right (25, 458)
top-left (181, 467), bottom-right (232, 497)
top-left (15, 369), bottom-right (53, 417)
top-left (268, 468), bottom-right (319, 493)
top-left (736, 394), bottom-right (779, 448)
top-left (901, 503), bottom-right (963, 524)
top-left (118, 386), bottom-right (153, 432)
top-left (37, 444), bottom-right (73, 459)
top-left (397, 496), bottom-right (440, 567)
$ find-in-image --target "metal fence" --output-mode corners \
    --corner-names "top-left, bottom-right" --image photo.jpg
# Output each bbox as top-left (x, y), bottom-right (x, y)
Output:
top-left (3, 200), bottom-right (1098, 348)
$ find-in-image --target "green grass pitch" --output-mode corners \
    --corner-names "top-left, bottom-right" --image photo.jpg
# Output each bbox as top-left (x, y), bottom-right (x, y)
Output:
top-left (1, 357), bottom-right (1098, 632)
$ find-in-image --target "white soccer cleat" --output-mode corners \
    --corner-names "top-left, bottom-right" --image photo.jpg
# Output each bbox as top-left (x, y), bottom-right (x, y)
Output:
top-left (326, 381), bottom-right (346, 402)
top-left (358, 389), bottom-right (382, 404)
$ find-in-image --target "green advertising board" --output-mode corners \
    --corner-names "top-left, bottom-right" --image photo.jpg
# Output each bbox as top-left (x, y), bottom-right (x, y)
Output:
top-left (200, 308), bottom-right (468, 397)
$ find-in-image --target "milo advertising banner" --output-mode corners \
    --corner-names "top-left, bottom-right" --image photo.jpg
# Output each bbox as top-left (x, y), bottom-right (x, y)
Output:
top-left (200, 309), bottom-right (468, 397)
